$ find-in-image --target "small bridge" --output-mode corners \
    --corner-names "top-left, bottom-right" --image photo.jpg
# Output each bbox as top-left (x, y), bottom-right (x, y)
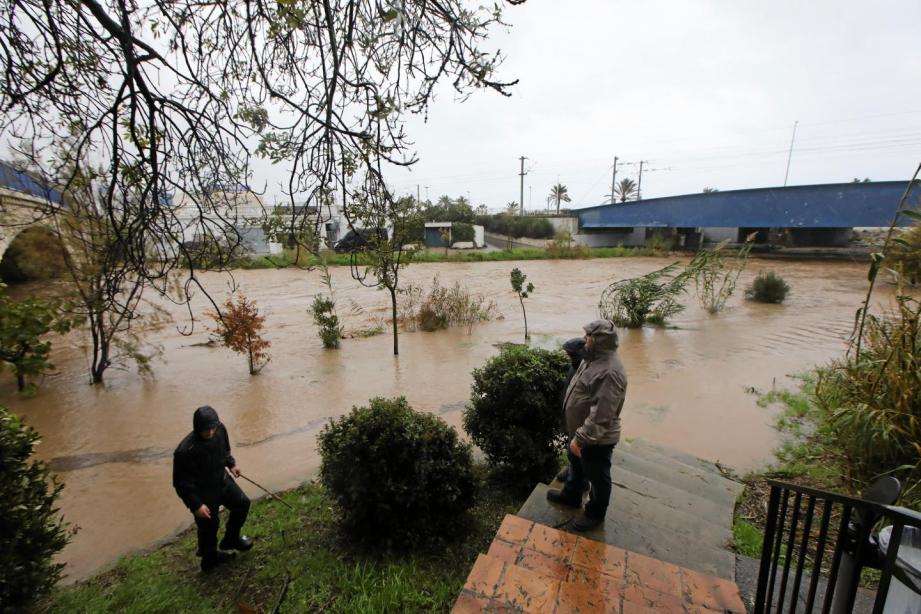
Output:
top-left (0, 161), bottom-right (64, 260)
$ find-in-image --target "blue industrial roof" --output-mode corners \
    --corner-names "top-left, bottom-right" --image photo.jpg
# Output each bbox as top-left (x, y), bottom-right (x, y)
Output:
top-left (0, 161), bottom-right (62, 204)
top-left (577, 181), bottom-right (919, 229)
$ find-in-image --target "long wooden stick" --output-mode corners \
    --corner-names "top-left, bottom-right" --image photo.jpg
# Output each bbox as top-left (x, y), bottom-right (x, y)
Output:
top-left (230, 470), bottom-right (296, 511)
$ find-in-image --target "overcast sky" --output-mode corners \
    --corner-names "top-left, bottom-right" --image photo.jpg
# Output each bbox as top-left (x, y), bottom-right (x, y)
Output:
top-left (365, 0), bottom-right (921, 212)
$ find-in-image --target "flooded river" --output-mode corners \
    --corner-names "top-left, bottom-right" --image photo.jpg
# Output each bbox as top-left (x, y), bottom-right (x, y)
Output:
top-left (2, 256), bottom-right (889, 582)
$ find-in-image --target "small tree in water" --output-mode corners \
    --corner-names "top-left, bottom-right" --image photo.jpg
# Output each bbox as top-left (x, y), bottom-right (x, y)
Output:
top-left (0, 291), bottom-right (75, 394)
top-left (347, 179), bottom-right (421, 356)
top-left (510, 267), bottom-right (534, 341)
top-left (309, 263), bottom-right (343, 349)
top-left (208, 293), bottom-right (271, 374)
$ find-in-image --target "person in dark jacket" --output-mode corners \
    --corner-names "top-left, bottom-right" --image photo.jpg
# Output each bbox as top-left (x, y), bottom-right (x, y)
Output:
top-left (547, 320), bottom-right (627, 531)
top-left (555, 337), bottom-right (587, 485)
top-left (173, 405), bottom-right (253, 572)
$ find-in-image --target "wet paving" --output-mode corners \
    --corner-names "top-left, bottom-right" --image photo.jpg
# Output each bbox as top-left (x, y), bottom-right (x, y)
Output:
top-left (2, 256), bottom-right (892, 582)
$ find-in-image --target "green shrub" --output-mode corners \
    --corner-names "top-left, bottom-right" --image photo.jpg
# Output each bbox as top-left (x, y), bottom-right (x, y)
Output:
top-left (746, 271), bottom-right (791, 304)
top-left (463, 346), bottom-right (570, 484)
top-left (452, 222), bottom-right (475, 243)
top-left (318, 397), bottom-right (476, 546)
top-left (0, 407), bottom-right (71, 608)
top-left (479, 215), bottom-right (555, 239)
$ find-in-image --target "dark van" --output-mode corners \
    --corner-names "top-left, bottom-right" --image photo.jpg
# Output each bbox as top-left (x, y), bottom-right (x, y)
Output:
top-left (333, 227), bottom-right (388, 253)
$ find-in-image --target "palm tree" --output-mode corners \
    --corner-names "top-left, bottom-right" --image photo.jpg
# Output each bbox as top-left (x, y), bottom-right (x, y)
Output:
top-left (614, 178), bottom-right (638, 203)
top-left (505, 201), bottom-right (519, 214)
top-left (548, 184), bottom-right (571, 214)
top-left (702, 187), bottom-right (719, 193)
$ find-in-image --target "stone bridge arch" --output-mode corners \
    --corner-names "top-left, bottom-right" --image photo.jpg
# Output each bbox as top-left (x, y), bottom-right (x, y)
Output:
top-left (0, 187), bottom-right (72, 281)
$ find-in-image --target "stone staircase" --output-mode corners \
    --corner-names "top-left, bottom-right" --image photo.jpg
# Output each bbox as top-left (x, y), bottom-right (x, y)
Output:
top-left (519, 438), bottom-right (744, 579)
top-left (452, 514), bottom-right (746, 612)
top-left (452, 438), bottom-right (749, 612)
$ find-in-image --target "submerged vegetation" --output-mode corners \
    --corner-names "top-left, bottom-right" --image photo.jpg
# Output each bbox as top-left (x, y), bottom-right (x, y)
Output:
top-left (746, 271), bottom-right (791, 304)
top-left (598, 263), bottom-right (689, 328)
top-left (399, 276), bottom-right (498, 334)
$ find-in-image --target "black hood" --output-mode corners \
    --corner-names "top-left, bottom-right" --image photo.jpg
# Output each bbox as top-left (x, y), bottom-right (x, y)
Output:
top-left (193, 406), bottom-right (220, 433)
top-left (562, 337), bottom-right (586, 358)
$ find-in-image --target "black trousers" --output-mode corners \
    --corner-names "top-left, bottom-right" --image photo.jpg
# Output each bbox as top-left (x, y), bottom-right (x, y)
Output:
top-left (563, 438), bottom-right (615, 520)
top-left (194, 478), bottom-right (250, 560)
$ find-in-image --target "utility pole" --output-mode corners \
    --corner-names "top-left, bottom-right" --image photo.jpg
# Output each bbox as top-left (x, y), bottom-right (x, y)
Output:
top-left (637, 160), bottom-right (646, 200)
top-left (610, 156), bottom-right (618, 204)
top-left (529, 185), bottom-right (532, 211)
top-left (518, 156), bottom-right (527, 216)
top-left (416, 184), bottom-right (420, 204)
top-left (783, 120), bottom-right (798, 187)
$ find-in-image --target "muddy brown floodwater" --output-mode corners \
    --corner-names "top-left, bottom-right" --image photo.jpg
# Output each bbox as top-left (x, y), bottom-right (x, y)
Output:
top-left (2, 257), bottom-right (894, 583)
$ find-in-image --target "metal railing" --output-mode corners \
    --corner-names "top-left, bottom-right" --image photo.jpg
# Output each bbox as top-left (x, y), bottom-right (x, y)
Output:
top-left (754, 478), bottom-right (921, 613)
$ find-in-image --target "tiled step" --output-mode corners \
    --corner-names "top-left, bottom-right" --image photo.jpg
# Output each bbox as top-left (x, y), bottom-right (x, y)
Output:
top-left (452, 514), bottom-right (747, 613)
top-left (518, 438), bottom-right (743, 579)
top-left (520, 482), bottom-right (736, 579)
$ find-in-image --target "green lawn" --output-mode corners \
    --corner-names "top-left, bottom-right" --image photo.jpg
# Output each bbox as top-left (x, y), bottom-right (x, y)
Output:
top-left (39, 472), bottom-right (525, 613)
top-left (231, 245), bottom-right (661, 270)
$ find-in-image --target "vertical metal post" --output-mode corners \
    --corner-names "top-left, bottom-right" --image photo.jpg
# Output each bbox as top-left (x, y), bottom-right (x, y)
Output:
top-left (518, 156), bottom-right (526, 216)
top-left (610, 156), bottom-right (618, 204)
top-left (784, 121), bottom-right (798, 187)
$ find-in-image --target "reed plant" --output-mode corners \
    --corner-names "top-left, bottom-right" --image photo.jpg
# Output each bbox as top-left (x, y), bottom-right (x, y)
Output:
top-left (814, 294), bottom-right (921, 501)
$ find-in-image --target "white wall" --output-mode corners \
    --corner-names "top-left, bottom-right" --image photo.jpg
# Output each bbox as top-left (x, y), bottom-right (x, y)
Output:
top-left (700, 227), bottom-right (738, 243)
top-left (474, 224), bottom-right (485, 248)
top-left (575, 227), bottom-right (645, 247)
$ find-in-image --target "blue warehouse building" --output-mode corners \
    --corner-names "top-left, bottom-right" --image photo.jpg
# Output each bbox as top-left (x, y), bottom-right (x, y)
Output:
top-left (575, 181), bottom-right (917, 248)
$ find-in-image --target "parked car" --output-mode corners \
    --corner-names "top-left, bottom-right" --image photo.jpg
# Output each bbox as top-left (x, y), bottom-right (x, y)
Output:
top-left (333, 227), bottom-right (388, 253)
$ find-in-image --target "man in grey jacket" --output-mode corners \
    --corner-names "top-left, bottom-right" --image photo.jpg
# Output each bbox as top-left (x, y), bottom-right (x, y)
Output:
top-left (547, 319), bottom-right (627, 531)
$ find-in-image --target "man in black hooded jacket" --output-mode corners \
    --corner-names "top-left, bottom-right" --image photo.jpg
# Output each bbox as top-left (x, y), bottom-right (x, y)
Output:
top-left (173, 405), bottom-right (253, 571)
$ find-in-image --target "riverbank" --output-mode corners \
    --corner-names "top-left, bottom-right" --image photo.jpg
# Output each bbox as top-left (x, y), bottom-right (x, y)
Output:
top-left (38, 468), bottom-right (526, 613)
top-left (231, 244), bottom-right (660, 269)
top-left (6, 258), bottom-right (886, 582)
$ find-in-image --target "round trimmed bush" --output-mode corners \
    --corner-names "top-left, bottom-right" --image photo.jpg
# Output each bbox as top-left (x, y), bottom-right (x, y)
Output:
top-left (746, 271), bottom-right (791, 303)
top-left (463, 346), bottom-right (570, 483)
top-left (0, 407), bottom-right (71, 609)
top-left (318, 397), bottom-right (475, 546)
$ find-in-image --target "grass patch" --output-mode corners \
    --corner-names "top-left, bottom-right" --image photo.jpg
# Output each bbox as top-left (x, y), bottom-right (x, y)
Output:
top-left (38, 467), bottom-right (525, 613)
top-left (732, 517), bottom-right (764, 558)
top-left (226, 245), bottom-right (662, 271)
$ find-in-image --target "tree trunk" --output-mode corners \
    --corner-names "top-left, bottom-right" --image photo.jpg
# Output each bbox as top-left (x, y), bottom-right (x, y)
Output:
top-left (389, 286), bottom-right (399, 355)
top-left (91, 326), bottom-right (108, 384)
top-left (519, 295), bottom-right (529, 341)
top-left (16, 372), bottom-right (24, 391)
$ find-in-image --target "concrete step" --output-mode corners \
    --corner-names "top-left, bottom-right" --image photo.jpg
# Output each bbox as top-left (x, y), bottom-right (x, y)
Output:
top-left (519, 482), bottom-right (736, 579)
top-left (626, 438), bottom-right (742, 484)
top-left (614, 441), bottom-right (743, 509)
top-left (452, 515), bottom-right (747, 613)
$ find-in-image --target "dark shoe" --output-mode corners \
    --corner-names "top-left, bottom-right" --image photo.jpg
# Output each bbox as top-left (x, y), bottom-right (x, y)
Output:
top-left (201, 550), bottom-right (235, 572)
top-left (571, 512), bottom-right (604, 532)
top-left (554, 467), bottom-right (590, 493)
top-left (219, 535), bottom-right (254, 552)
top-left (546, 488), bottom-right (582, 508)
